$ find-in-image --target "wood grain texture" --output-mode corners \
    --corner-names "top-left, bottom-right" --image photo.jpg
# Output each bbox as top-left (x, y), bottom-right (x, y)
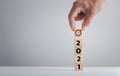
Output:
top-left (74, 28), bottom-right (83, 71)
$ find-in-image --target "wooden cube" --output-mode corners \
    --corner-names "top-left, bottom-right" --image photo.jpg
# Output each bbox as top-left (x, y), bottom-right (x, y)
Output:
top-left (74, 47), bottom-right (82, 55)
top-left (74, 39), bottom-right (82, 47)
top-left (74, 28), bottom-right (82, 38)
top-left (74, 62), bottom-right (83, 71)
top-left (74, 55), bottom-right (83, 63)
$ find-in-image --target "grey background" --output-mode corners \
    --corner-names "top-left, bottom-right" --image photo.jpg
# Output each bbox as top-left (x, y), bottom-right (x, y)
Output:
top-left (0, 0), bottom-right (120, 67)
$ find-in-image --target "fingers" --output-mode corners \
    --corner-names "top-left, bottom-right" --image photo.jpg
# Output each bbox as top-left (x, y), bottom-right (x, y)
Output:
top-left (82, 12), bottom-right (94, 31)
top-left (68, 2), bottom-right (81, 31)
top-left (75, 12), bottom-right (86, 20)
top-left (69, 0), bottom-right (105, 31)
top-left (81, 0), bottom-right (106, 31)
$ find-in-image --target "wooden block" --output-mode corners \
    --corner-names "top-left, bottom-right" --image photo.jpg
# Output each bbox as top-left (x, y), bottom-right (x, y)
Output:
top-left (74, 39), bottom-right (82, 47)
top-left (74, 55), bottom-right (83, 63)
top-left (74, 63), bottom-right (83, 71)
top-left (74, 47), bottom-right (82, 55)
top-left (74, 28), bottom-right (82, 38)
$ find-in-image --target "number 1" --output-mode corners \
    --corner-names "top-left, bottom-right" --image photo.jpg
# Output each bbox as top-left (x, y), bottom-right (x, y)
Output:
top-left (78, 64), bottom-right (80, 69)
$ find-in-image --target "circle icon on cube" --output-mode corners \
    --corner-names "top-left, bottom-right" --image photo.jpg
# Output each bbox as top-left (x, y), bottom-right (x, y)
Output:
top-left (75, 29), bottom-right (82, 36)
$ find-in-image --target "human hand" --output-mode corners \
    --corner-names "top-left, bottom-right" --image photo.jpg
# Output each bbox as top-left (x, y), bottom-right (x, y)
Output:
top-left (68, 0), bottom-right (105, 31)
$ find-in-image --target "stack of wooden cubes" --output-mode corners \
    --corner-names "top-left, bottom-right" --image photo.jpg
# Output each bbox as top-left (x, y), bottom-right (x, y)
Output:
top-left (74, 28), bottom-right (83, 71)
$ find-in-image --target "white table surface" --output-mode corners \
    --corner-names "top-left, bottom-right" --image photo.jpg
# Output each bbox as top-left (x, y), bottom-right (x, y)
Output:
top-left (0, 67), bottom-right (120, 76)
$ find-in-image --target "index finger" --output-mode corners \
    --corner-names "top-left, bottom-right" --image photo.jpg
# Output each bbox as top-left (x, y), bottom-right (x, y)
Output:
top-left (68, 2), bottom-right (79, 31)
top-left (68, 2), bottom-right (83, 31)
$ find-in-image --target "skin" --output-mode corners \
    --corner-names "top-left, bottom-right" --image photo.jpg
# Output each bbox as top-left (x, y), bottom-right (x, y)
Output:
top-left (68, 0), bottom-right (105, 31)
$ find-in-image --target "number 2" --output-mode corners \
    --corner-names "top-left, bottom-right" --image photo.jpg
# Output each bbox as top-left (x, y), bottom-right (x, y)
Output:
top-left (76, 40), bottom-right (80, 46)
top-left (77, 56), bottom-right (81, 62)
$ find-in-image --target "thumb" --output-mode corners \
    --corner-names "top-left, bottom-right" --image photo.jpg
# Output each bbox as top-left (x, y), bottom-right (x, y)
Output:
top-left (82, 13), bottom-right (94, 31)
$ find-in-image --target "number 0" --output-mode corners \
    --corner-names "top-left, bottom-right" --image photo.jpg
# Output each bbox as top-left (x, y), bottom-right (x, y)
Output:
top-left (76, 48), bottom-right (81, 54)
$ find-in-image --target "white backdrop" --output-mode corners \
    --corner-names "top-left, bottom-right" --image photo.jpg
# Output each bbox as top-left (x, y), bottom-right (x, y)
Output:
top-left (0, 0), bottom-right (120, 66)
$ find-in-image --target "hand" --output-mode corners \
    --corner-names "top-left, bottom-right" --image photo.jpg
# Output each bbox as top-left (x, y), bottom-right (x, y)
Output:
top-left (68, 0), bottom-right (105, 31)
